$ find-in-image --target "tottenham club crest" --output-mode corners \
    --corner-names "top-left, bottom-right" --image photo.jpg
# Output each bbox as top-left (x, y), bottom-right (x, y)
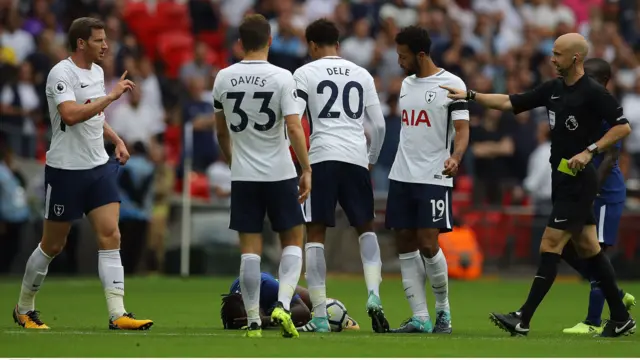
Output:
top-left (53, 204), bottom-right (64, 217)
top-left (565, 115), bottom-right (579, 131)
top-left (425, 91), bottom-right (436, 104)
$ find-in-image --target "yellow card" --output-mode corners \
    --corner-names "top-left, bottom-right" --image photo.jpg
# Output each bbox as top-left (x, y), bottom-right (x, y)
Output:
top-left (558, 158), bottom-right (578, 176)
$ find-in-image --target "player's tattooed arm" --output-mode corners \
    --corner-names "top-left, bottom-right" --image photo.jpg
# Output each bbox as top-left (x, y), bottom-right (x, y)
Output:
top-left (215, 111), bottom-right (232, 166)
top-left (596, 146), bottom-right (620, 191)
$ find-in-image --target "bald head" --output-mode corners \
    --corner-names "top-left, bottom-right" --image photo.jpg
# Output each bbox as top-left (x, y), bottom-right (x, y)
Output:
top-left (554, 33), bottom-right (589, 62)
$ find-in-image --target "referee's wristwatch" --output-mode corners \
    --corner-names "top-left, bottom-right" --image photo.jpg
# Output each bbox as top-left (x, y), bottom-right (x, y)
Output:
top-left (466, 89), bottom-right (476, 101)
top-left (587, 143), bottom-right (599, 155)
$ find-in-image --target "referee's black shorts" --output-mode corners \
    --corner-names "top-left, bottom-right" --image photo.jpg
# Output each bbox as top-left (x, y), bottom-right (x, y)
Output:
top-left (548, 163), bottom-right (598, 232)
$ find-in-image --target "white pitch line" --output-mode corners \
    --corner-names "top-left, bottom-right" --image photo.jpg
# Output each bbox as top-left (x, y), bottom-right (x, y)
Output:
top-left (2, 330), bottom-right (635, 343)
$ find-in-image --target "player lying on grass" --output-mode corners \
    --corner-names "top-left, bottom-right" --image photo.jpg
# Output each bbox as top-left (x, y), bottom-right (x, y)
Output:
top-left (513, 58), bottom-right (635, 335)
top-left (220, 272), bottom-right (359, 330)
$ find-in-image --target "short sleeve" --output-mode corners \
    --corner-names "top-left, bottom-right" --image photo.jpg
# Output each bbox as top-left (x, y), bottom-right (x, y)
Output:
top-left (292, 68), bottom-right (309, 117)
top-left (364, 73), bottom-right (380, 107)
top-left (212, 72), bottom-right (224, 113)
top-left (46, 67), bottom-right (76, 105)
top-left (280, 73), bottom-right (300, 117)
top-left (448, 77), bottom-right (469, 121)
top-left (509, 80), bottom-right (554, 115)
top-left (592, 86), bottom-right (629, 128)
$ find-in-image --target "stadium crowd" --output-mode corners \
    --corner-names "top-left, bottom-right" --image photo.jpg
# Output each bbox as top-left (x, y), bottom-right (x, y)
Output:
top-left (2, 0), bottom-right (640, 273)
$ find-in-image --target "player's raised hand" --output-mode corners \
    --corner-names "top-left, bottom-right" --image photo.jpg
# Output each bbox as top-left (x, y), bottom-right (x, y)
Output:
top-left (439, 85), bottom-right (466, 100)
top-left (108, 71), bottom-right (135, 100)
top-left (115, 140), bottom-right (130, 165)
top-left (298, 169), bottom-right (311, 204)
top-left (442, 157), bottom-right (459, 177)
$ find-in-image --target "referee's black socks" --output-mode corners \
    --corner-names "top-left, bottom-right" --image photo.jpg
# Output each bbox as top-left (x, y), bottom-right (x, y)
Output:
top-left (520, 252), bottom-right (561, 327)
top-left (585, 250), bottom-right (629, 322)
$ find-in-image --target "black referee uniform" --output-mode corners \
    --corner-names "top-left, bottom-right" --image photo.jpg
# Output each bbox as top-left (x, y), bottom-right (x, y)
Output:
top-left (509, 75), bottom-right (629, 232)
top-left (489, 74), bottom-right (635, 338)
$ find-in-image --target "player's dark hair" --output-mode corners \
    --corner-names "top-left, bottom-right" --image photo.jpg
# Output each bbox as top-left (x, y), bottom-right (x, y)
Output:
top-left (305, 18), bottom-right (340, 46)
top-left (68, 17), bottom-right (105, 52)
top-left (395, 26), bottom-right (432, 56)
top-left (220, 293), bottom-right (247, 330)
top-left (239, 14), bottom-right (271, 52)
top-left (584, 58), bottom-right (612, 87)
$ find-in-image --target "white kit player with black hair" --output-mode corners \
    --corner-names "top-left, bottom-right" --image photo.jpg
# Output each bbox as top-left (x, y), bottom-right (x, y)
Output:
top-left (387, 26), bottom-right (470, 334)
top-left (212, 14), bottom-right (311, 339)
top-left (12, 17), bottom-right (153, 331)
top-left (292, 18), bottom-right (389, 334)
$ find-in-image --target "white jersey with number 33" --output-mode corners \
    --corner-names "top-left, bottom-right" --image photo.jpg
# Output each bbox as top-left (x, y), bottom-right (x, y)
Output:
top-left (293, 56), bottom-right (379, 169)
top-left (45, 58), bottom-right (109, 170)
top-left (212, 60), bottom-right (299, 182)
top-left (389, 70), bottom-right (469, 187)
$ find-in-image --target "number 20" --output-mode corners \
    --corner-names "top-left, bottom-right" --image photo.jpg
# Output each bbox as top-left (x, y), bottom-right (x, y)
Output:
top-left (430, 199), bottom-right (445, 218)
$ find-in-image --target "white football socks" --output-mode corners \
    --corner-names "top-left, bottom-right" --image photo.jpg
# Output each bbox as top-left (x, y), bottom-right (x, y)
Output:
top-left (240, 253), bottom-right (262, 327)
top-left (98, 249), bottom-right (127, 319)
top-left (423, 249), bottom-right (450, 313)
top-left (277, 245), bottom-right (303, 311)
top-left (358, 232), bottom-right (382, 297)
top-left (399, 250), bottom-right (429, 321)
top-left (305, 242), bottom-right (327, 318)
top-left (18, 244), bottom-right (53, 314)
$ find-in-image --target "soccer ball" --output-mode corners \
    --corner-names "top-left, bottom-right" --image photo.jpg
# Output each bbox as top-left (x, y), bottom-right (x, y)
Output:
top-left (326, 298), bottom-right (348, 332)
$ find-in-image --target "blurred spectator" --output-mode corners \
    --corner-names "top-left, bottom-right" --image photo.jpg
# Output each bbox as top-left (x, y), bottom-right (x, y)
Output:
top-left (268, 11), bottom-right (306, 72)
top-left (144, 140), bottom-right (174, 274)
top-left (110, 85), bottom-right (164, 147)
top-left (621, 77), bottom-right (640, 172)
top-left (469, 109), bottom-right (514, 205)
top-left (118, 141), bottom-right (155, 274)
top-left (206, 153), bottom-right (231, 206)
top-left (180, 77), bottom-right (218, 176)
top-left (0, 142), bottom-right (29, 274)
top-left (1, 10), bottom-right (36, 63)
top-left (179, 41), bottom-right (213, 84)
top-left (341, 18), bottom-right (378, 71)
top-left (1, 61), bottom-right (40, 158)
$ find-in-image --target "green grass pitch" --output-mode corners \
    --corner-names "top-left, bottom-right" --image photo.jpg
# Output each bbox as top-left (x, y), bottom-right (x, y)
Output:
top-left (0, 276), bottom-right (638, 357)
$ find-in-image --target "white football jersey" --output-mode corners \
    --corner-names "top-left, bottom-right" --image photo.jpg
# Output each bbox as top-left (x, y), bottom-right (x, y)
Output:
top-left (212, 60), bottom-right (299, 182)
top-left (389, 69), bottom-right (469, 187)
top-left (45, 58), bottom-right (109, 170)
top-left (293, 56), bottom-right (379, 169)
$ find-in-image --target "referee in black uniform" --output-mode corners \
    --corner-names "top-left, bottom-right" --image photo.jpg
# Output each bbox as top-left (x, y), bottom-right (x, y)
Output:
top-left (441, 33), bottom-right (635, 338)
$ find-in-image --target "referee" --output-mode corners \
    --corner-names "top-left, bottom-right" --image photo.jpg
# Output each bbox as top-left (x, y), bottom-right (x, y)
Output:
top-left (441, 33), bottom-right (635, 337)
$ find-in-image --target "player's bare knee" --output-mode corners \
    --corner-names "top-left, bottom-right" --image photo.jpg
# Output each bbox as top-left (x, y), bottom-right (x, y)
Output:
top-left (417, 228), bottom-right (440, 257)
top-left (97, 226), bottom-right (121, 250)
top-left (40, 238), bottom-right (67, 257)
top-left (279, 225), bottom-right (304, 248)
top-left (354, 221), bottom-right (374, 236)
top-left (395, 229), bottom-right (418, 254)
top-left (539, 227), bottom-right (571, 254)
top-left (239, 233), bottom-right (263, 254)
top-left (41, 221), bottom-right (72, 256)
top-left (306, 222), bottom-right (326, 245)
